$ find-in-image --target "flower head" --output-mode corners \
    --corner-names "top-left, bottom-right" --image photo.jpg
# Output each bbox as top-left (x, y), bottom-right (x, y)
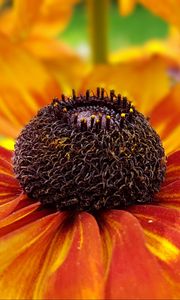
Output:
top-left (0, 2), bottom-right (180, 298)
top-left (13, 89), bottom-right (166, 210)
top-left (0, 89), bottom-right (180, 299)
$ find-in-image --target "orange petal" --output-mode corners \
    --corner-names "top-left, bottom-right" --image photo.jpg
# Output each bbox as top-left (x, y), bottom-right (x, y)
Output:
top-left (80, 56), bottom-right (171, 116)
top-left (35, 212), bottom-right (104, 299)
top-left (0, 211), bottom-right (62, 299)
top-left (0, 33), bottom-right (60, 138)
top-left (100, 210), bottom-right (172, 299)
top-left (164, 150), bottom-right (180, 186)
top-left (0, 0), bottom-right (79, 40)
top-left (118, 0), bottom-right (136, 15)
top-left (23, 36), bottom-right (89, 94)
top-left (11, 0), bottom-right (44, 40)
top-left (162, 126), bottom-right (180, 155)
top-left (129, 204), bottom-right (180, 297)
top-left (150, 84), bottom-right (180, 153)
top-left (30, 0), bottom-right (80, 38)
top-left (0, 116), bottom-right (19, 140)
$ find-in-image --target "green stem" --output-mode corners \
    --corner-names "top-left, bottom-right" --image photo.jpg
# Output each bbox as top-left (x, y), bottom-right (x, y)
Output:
top-left (87, 0), bottom-right (109, 64)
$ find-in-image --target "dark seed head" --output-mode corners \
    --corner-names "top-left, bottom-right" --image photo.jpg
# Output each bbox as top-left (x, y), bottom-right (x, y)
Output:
top-left (13, 88), bottom-right (166, 211)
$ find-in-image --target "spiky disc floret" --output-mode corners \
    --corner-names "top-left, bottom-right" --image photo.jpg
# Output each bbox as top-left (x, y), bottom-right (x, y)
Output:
top-left (13, 89), bottom-right (166, 211)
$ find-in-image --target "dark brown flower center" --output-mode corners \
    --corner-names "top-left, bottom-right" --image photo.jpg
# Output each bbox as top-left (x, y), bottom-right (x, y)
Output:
top-left (13, 89), bottom-right (166, 211)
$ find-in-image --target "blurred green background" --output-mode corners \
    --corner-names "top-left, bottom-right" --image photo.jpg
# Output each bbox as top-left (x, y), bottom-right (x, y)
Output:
top-left (60, 1), bottom-right (168, 54)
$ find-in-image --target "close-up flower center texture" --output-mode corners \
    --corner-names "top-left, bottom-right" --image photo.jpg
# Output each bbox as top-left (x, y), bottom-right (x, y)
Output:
top-left (0, 0), bottom-right (180, 299)
top-left (13, 89), bottom-right (166, 211)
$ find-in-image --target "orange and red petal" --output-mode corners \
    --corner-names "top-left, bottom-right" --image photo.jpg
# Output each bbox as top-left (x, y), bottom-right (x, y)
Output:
top-left (0, 146), bottom-right (13, 163)
top-left (0, 147), bottom-right (25, 219)
top-left (164, 150), bottom-right (180, 186)
top-left (155, 180), bottom-right (180, 207)
top-left (0, 147), bottom-right (21, 205)
top-left (0, 203), bottom-right (179, 299)
top-left (0, 173), bottom-right (20, 204)
top-left (162, 126), bottom-right (180, 156)
top-left (0, 211), bottom-right (62, 299)
top-left (0, 211), bottom-right (105, 299)
top-left (129, 204), bottom-right (180, 297)
top-left (99, 210), bottom-right (173, 299)
top-left (38, 212), bottom-right (104, 299)
top-left (0, 138), bottom-right (179, 300)
top-left (0, 153), bottom-right (105, 300)
top-left (0, 193), bottom-right (25, 220)
top-left (0, 155), bottom-right (14, 175)
top-left (151, 150), bottom-right (180, 209)
top-left (150, 84), bottom-right (180, 154)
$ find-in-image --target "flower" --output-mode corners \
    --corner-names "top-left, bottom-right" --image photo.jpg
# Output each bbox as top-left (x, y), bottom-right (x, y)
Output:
top-left (0, 89), bottom-right (180, 299)
top-left (13, 91), bottom-right (166, 210)
top-left (0, 1), bottom-right (180, 297)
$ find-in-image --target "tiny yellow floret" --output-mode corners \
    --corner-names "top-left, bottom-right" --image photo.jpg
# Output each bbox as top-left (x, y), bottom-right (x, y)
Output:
top-left (81, 118), bottom-right (87, 123)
